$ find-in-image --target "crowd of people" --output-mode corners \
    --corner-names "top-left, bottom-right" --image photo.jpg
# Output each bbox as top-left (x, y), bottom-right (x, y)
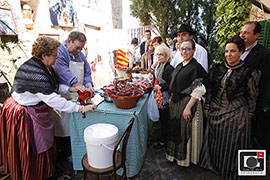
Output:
top-left (133, 21), bottom-right (269, 180)
top-left (0, 21), bottom-right (269, 180)
top-left (0, 32), bottom-right (97, 180)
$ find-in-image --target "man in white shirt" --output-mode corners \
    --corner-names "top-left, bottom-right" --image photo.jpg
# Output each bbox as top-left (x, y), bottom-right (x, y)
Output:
top-left (170, 24), bottom-right (208, 72)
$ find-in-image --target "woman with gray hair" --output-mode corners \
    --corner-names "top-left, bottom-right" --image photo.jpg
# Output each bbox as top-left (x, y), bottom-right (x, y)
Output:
top-left (153, 45), bottom-right (174, 149)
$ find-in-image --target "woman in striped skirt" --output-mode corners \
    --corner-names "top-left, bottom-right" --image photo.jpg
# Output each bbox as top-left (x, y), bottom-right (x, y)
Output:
top-left (0, 36), bottom-right (97, 180)
top-left (199, 35), bottom-right (261, 180)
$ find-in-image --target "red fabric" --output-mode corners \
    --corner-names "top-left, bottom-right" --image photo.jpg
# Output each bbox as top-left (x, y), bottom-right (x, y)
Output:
top-left (0, 97), bottom-right (56, 180)
top-left (156, 86), bottom-right (163, 109)
top-left (154, 78), bottom-right (158, 86)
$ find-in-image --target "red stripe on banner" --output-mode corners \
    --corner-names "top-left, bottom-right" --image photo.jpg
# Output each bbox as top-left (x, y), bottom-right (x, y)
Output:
top-left (118, 49), bottom-right (126, 55)
top-left (117, 57), bottom-right (129, 64)
top-left (117, 61), bottom-right (128, 66)
top-left (116, 63), bottom-right (127, 68)
top-left (117, 53), bottom-right (127, 59)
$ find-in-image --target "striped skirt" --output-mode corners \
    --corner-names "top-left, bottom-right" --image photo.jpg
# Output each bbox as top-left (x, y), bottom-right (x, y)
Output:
top-left (0, 97), bottom-right (56, 180)
top-left (199, 94), bottom-right (250, 180)
top-left (166, 100), bottom-right (204, 167)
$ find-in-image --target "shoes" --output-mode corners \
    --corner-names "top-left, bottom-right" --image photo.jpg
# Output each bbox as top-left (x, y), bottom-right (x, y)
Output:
top-left (154, 141), bottom-right (166, 149)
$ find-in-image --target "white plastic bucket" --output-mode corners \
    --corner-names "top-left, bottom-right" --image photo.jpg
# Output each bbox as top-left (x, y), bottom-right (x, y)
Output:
top-left (84, 123), bottom-right (118, 168)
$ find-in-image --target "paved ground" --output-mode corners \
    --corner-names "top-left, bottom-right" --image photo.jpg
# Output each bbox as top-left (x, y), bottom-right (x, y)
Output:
top-left (52, 121), bottom-right (270, 180)
top-left (1, 121), bottom-right (270, 180)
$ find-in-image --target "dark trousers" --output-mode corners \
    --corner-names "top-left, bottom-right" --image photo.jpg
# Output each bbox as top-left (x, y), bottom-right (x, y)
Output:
top-left (158, 108), bottom-right (169, 143)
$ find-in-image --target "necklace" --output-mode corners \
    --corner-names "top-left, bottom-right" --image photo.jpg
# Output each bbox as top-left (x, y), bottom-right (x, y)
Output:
top-left (225, 60), bottom-right (243, 69)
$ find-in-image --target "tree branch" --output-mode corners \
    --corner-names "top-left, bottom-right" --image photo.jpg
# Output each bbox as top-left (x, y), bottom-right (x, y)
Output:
top-left (251, 0), bottom-right (270, 14)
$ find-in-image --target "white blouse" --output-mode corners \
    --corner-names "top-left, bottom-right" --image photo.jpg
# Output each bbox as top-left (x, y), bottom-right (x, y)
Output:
top-left (191, 84), bottom-right (206, 101)
top-left (12, 91), bottom-right (79, 113)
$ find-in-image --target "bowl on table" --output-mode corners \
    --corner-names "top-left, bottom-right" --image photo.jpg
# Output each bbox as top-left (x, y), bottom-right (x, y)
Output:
top-left (100, 92), bottom-right (113, 102)
top-left (107, 92), bottom-right (144, 109)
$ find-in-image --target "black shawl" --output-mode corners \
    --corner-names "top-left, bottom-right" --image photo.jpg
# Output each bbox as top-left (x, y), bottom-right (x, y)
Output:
top-left (169, 58), bottom-right (207, 103)
top-left (11, 57), bottom-right (59, 95)
top-left (205, 61), bottom-right (257, 106)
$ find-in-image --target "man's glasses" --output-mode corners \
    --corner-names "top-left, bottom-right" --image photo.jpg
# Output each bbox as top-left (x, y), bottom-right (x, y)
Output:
top-left (180, 47), bottom-right (193, 52)
top-left (74, 44), bottom-right (84, 51)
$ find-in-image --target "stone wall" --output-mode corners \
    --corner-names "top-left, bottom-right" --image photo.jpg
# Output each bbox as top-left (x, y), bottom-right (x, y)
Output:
top-left (0, 0), bottom-right (123, 84)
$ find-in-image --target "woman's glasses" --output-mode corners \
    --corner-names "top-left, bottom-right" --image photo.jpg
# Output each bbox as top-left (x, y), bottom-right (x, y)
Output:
top-left (180, 47), bottom-right (193, 52)
top-left (156, 53), bottom-right (164, 57)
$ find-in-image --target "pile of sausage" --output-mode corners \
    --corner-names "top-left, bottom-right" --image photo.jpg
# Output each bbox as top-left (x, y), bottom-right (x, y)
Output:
top-left (102, 80), bottom-right (145, 97)
top-left (135, 81), bottom-right (152, 91)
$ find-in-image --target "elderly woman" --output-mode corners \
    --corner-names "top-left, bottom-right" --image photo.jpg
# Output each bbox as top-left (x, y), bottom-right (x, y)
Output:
top-left (0, 36), bottom-right (96, 180)
top-left (153, 45), bottom-right (174, 149)
top-left (141, 40), bottom-right (154, 70)
top-left (199, 35), bottom-right (261, 180)
top-left (166, 39), bottom-right (207, 166)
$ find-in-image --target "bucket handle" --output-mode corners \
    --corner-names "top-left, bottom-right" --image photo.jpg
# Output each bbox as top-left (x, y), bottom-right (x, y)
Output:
top-left (101, 143), bottom-right (120, 151)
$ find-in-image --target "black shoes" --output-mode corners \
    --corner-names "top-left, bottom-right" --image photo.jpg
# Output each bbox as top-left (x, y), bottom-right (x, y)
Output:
top-left (154, 141), bottom-right (166, 149)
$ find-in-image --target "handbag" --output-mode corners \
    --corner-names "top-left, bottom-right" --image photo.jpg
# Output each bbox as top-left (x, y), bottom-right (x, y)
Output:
top-left (147, 91), bottom-right (160, 122)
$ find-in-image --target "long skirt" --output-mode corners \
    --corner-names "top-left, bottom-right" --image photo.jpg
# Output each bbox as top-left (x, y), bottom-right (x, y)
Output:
top-left (199, 94), bottom-right (250, 180)
top-left (0, 97), bottom-right (56, 180)
top-left (166, 100), bottom-right (203, 167)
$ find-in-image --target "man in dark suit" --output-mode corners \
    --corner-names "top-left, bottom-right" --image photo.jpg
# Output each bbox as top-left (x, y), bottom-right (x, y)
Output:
top-left (240, 21), bottom-right (270, 158)
top-left (140, 30), bottom-right (151, 55)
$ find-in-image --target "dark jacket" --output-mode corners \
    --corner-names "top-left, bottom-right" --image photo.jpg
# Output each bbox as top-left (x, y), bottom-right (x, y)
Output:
top-left (159, 63), bottom-right (174, 92)
top-left (140, 41), bottom-right (146, 56)
top-left (242, 43), bottom-right (270, 107)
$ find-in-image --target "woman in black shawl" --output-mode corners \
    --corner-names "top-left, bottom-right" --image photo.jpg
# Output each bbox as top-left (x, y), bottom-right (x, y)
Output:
top-left (199, 35), bottom-right (261, 180)
top-left (0, 36), bottom-right (96, 180)
top-left (166, 39), bottom-right (207, 167)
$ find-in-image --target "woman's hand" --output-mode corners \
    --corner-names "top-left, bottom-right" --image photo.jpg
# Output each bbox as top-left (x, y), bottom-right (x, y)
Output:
top-left (183, 107), bottom-right (192, 121)
top-left (153, 85), bottom-right (160, 92)
top-left (85, 104), bottom-right (97, 112)
top-left (183, 96), bottom-right (198, 121)
top-left (72, 82), bottom-right (86, 92)
top-left (68, 86), bottom-right (81, 93)
top-left (79, 104), bottom-right (97, 113)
